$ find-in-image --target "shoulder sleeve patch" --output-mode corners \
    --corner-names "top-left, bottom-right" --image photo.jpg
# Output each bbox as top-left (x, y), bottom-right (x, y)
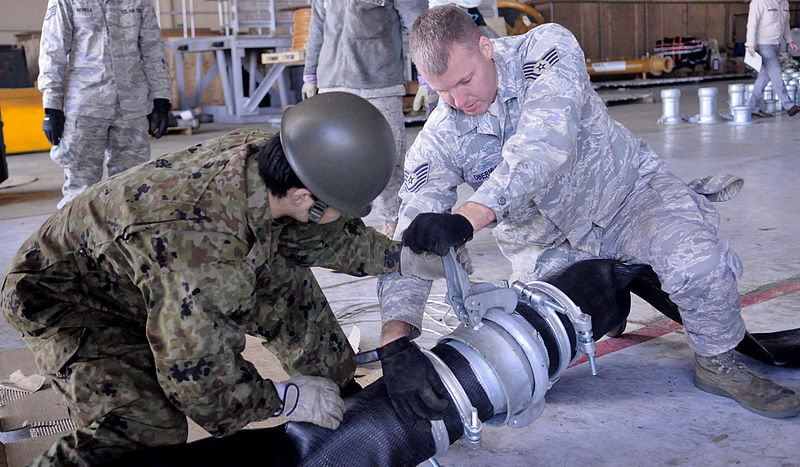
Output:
top-left (522, 47), bottom-right (560, 81)
top-left (403, 162), bottom-right (430, 193)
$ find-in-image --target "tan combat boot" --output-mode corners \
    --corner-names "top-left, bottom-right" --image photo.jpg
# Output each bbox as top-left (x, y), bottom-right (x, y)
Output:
top-left (694, 350), bottom-right (800, 418)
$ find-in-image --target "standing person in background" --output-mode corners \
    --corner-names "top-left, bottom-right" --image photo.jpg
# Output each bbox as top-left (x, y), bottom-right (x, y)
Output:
top-left (39, 0), bottom-right (173, 209)
top-left (301, 0), bottom-right (427, 237)
top-left (745, 0), bottom-right (799, 117)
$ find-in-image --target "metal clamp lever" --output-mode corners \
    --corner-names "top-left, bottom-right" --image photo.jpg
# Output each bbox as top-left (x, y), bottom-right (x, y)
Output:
top-left (443, 247), bottom-right (474, 326)
top-left (442, 248), bottom-right (518, 329)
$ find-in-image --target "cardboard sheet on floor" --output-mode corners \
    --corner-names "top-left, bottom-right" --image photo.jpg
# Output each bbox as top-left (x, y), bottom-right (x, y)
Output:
top-left (1, 347), bottom-right (72, 467)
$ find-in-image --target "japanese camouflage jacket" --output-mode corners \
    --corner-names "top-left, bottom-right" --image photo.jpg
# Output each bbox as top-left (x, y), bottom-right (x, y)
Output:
top-left (2, 129), bottom-right (400, 436)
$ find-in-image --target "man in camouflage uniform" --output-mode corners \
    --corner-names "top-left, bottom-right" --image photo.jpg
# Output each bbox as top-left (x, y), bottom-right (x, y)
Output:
top-left (375, 5), bottom-right (800, 427)
top-left (38, 0), bottom-right (172, 209)
top-left (1, 93), bottom-right (446, 465)
top-left (301, 0), bottom-right (427, 237)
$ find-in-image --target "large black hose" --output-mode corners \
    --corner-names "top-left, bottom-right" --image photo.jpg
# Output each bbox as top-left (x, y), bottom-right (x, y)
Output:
top-left (112, 295), bottom-right (586, 466)
top-left (110, 343), bottom-right (493, 466)
top-left (109, 259), bottom-right (685, 466)
top-left (288, 344), bottom-right (494, 466)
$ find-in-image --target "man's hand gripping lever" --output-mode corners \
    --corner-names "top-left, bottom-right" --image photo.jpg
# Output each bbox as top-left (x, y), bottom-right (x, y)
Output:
top-left (443, 247), bottom-right (518, 329)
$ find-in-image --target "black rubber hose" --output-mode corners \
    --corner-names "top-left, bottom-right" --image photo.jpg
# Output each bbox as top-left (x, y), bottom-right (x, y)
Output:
top-left (112, 288), bottom-right (600, 465)
top-left (107, 341), bottom-right (493, 467)
top-left (111, 258), bottom-right (800, 466)
top-left (287, 342), bottom-right (494, 466)
top-left (104, 424), bottom-right (300, 466)
top-left (110, 299), bottom-right (576, 466)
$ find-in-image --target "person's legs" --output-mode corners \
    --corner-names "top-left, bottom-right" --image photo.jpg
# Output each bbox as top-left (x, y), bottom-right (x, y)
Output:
top-left (527, 243), bottom-right (597, 280)
top-left (252, 254), bottom-right (356, 387)
top-left (601, 173), bottom-right (800, 417)
top-left (3, 261), bottom-right (187, 465)
top-left (34, 338), bottom-right (188, 466)
top-left (367, 95), bottom-right (406, 237)
top-left (106, 112), bottom-right (151, 177)
top-left (602, 173), bottom-right (744, 353)
top-left (747, 59), bottom-right (771, 111)
top-left (50, 114), bottom-right (110, 208)
top-left (755, 44), bottom-right (794, 111)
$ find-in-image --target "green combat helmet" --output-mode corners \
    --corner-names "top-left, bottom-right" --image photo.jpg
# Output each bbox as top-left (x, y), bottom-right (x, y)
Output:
top-left (280, 92), bottom-right (396, 219)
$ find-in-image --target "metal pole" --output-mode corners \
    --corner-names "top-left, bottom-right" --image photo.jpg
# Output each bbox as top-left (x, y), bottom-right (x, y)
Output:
top-left (686, 3), bottom-right (690, 36)
top-left (181, 0), bottom-right (188, 38)
top-left (724, 3), bottom-right (730, 51)
top-left (189, 0), bottom-right (196, 38)
top-left (599, 2), bottom-right (604, 60)
top-left (218, 1), bottom-right (224, 35)
top-left (644, 2), bottom-right (649, 56)
top-left (175, 50), bottom-right (186, 109)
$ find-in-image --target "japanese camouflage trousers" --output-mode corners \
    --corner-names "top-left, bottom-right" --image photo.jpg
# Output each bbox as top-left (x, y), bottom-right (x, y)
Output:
top-left (507, 171), bottom-right (747, 357)
top-left (51, 109), bottom-right (150, 209)
top-left (1, 252), bottom-right (354, 466)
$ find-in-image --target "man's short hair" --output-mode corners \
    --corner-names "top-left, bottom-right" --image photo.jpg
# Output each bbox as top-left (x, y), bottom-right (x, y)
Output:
top-left (410, 5), bottom-right (482, 76)
top-left (257, 134), bottom-right (305, 198)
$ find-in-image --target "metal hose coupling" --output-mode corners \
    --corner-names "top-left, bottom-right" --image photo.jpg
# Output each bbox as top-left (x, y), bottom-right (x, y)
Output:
top-left (421, 349), bottom-right (483, 452)
top-left (423, 249), bottom-right (599, 459)
top-left (511, 280), bottom-right (598, 376)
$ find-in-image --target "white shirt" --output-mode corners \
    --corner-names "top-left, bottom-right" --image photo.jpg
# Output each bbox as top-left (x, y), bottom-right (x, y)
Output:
top-left (746, 0), bottom-right (793, 46)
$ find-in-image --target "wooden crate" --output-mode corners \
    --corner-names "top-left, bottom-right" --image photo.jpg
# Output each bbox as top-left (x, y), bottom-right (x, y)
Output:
top-left (261, 49), bottom-right (306, 66)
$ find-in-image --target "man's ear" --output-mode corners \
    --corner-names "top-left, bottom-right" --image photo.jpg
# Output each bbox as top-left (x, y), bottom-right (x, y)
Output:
top-left (289, 187), bottom-right (314, 208)
top-left (478, 35), bottom-right (493, 60)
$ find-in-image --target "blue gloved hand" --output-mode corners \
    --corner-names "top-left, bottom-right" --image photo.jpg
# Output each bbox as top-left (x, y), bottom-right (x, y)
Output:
top-left (147, 98), bottom-right (171, 139)
top-left (42, 108), bottom-right (65, 146)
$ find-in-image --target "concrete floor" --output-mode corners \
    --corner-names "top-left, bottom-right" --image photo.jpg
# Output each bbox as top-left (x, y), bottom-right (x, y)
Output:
top-left (1, 79), bottom-right (799, 466)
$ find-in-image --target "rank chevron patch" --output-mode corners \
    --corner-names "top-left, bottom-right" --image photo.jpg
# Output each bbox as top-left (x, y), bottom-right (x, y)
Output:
top-left (403, 162), bottom-right (429, 193)
top-left (522, 47), bottom-right (560, 81)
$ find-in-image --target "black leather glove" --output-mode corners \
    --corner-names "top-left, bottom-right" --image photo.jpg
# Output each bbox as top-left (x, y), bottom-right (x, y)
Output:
top-left (379, 337), bottom-right (450, 430)
top-left (42, 108), bottom-right (65, 146)
top-left (147, 98), bottom-right (171, 139)
top-left (340, 378), bottom-right (363, 398)
top-left (401, 212), bottom-right (474, 256)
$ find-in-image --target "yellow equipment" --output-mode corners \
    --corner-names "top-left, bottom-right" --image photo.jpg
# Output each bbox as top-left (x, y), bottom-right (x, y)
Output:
top-left (0, 87), bottom-right (51, 154)
top-left (586, 56), bottom-right (676, 78)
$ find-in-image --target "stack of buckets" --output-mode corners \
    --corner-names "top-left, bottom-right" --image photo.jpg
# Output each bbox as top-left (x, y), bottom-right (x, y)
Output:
top-left (658, 67), bottom-right (800, 125)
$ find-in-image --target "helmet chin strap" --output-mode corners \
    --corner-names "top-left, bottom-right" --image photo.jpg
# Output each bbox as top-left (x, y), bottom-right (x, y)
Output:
top-left (308, 197), bottom-right (328, 223)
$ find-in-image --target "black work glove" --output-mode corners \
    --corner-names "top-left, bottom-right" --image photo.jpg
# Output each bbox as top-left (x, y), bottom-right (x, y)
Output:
top-left (340, 378), bottom-right (363, 398)
top-left (147, 98), bottom-right (171, 139)
top-left (379, 337), bottom-right (450, 430)
top-left (401, 212), bottom-right (474, 256)
top-left (42, 108), bottom-right (65, 146)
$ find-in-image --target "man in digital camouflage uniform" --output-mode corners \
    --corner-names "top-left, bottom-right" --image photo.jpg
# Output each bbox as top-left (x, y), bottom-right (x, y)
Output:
top-left (374, 5), bottom-right (800, 429)
top-left (1, 93), bottom-right (450, 465)
top-left (301, 0), bottom-right (427, 237)
top-left (38, 0), bottom-right (173, 209)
